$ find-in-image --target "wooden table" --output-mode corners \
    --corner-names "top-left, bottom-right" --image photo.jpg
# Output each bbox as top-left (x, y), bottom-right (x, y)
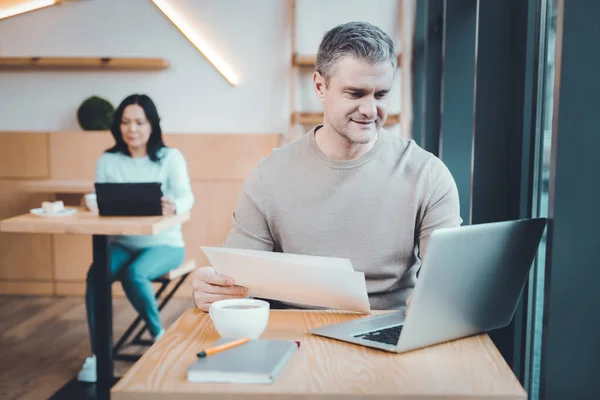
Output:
top-left (112, 310), bottom-right (527, 400)
top-left (0, 208), bottom-right (190, 400)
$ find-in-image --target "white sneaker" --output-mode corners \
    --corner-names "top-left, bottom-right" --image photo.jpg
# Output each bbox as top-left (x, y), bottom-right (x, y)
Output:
top-left (77, 355), bottom-right (97, 383)
top-left (153, 328), bottom-right (166, 342)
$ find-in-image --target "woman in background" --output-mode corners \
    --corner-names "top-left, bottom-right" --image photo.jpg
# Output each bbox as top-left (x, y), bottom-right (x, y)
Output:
top-left (78, 94), bottom-right (194, 383)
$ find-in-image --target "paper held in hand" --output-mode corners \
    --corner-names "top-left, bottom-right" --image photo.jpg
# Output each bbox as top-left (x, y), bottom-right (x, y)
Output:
top-left (201, 247), bottom-right (371, 313)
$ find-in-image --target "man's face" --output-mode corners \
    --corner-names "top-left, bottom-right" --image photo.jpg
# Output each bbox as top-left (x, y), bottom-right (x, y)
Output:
top-left (314, 56), bottom-right (395, 144)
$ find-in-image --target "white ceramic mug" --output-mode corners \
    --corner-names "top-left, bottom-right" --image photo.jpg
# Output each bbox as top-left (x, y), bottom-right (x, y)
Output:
top-left (84, 193), bottom-right (98, 212)
top-left (209, 298), bottom-right (270, 339)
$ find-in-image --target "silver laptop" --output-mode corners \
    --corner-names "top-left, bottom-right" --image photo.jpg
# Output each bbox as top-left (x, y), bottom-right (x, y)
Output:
top-left (309, 218), bottom-right (547, 353)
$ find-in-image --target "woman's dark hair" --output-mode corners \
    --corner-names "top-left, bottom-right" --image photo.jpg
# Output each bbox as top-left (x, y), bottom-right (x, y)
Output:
top-left (106, 94), bottom-right (166, 162)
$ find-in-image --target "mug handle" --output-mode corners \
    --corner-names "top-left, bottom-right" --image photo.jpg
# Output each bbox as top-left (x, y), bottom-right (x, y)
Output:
top-left (209, 304), bottom-right (214, 319)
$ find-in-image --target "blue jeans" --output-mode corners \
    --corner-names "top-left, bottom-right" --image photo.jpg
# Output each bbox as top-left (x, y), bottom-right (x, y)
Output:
top-left (85, 243), bottom-right (185, 353)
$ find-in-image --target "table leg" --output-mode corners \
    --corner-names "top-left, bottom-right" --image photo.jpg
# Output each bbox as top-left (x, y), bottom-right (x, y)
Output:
top-left (93, 234), bottom-right (113, 400)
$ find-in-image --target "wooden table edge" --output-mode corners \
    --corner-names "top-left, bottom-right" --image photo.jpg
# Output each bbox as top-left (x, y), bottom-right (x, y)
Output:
top-left (0, 209), bottom-right (191, 235)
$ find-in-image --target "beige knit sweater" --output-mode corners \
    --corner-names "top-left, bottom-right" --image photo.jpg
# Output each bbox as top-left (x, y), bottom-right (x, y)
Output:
top-left (223, 126), bottom-right (462, 310)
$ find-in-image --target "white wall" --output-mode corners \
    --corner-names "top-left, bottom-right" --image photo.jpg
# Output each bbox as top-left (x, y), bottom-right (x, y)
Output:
top-left (0, 0), bottom-right (403, 134)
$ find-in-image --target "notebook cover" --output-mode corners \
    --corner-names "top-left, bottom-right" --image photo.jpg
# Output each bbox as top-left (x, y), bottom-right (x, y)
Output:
top-left (187, 339), bottom-right (298, 384)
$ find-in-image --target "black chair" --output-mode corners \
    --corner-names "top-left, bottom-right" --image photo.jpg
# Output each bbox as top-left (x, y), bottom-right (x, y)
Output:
top-left (113, 259), bottom-right (196, 361)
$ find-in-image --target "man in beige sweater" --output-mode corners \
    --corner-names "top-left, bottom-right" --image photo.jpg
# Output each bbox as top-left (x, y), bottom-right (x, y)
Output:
top-left (192, 21), bottom-right (462, 311)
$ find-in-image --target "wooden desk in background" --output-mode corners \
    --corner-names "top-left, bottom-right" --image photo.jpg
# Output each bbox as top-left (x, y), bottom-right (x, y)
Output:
top-left (112, 310), bottom-right (527, 400)
top-left (0, 209), bottom-right (190, 400)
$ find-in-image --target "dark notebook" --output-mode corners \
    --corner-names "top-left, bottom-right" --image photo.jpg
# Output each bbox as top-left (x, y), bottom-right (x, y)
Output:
top-left (187, 339), bottom-right (299, 384)
top-left (95, 182), bottom-right (162, 216)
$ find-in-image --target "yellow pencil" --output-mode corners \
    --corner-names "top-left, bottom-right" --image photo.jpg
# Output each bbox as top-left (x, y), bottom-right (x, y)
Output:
top-left (196, 337), bottom-right (250, 358)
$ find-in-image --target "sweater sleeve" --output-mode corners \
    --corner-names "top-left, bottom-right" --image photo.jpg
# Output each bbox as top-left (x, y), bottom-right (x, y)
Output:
top-left (222, 162), bottom-right (275, 251)
top-left (417, 156), bottom-right (463, 259)
top-left (95, 154), bottom-right (108, 183)
top-left (166, 149), bottom-right (195, 215)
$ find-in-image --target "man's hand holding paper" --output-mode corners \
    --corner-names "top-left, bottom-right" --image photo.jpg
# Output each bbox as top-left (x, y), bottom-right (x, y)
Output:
top-left (193, 247), bottom-right (371, 313)
top-left (191, 266), bottom-right (248, 312)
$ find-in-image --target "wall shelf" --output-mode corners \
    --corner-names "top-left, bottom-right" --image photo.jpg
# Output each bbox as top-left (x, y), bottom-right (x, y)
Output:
top-left (292, 112), bottom-right (401, 127)
top-left (0, 57), bottom-right (170, 70)
top-left (292, 53), bottom-right (403, 67)
top-left (19, 179), bottom-right (94, 194)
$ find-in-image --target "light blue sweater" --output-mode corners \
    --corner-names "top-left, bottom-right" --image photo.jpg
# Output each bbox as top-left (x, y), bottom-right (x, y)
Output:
top-left (95, 147), bottom-right (194, 250)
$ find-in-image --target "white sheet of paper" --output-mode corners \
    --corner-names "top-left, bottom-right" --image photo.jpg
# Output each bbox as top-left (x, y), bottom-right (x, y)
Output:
top-left (201, 247), bottom-right (371, 313)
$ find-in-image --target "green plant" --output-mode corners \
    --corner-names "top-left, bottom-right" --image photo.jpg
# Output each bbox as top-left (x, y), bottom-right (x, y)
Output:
top-left (77, 96), bottom-right (115, 131)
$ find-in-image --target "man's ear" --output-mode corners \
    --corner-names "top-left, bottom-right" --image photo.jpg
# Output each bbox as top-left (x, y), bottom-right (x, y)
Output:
top-left (313, 71), bottom-right (326, 104)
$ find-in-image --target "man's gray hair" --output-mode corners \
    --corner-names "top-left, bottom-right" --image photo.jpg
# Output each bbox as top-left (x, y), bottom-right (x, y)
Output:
top-left (316, 21), bottom-right (396, 85)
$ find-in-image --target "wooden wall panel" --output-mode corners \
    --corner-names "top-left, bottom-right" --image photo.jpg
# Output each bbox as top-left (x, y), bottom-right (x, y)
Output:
top-left (48, 132), bottom-right (280, 181)
top-left (0, 181), bottom-right (53, 219)
top-left (182, 181), bottom-right (244, 266)
top-left (0, 234), bottom-right (53, 280)
top-left (55, 282), bottom-right (86, 296)
top-left (0, 281), bottom-right (53, 295)
top-left (0, 132), bottom-right (49, 178)
top-left (53, 234), bottom-right (91, 281)
top-left (49, 131), bottom-right (114, 179)
top-left (55, 282), bottom-right (163, 297)
top-left (165, 134), bottom-right (281, 181)
top-left (0, 180), bottom-right (53, 280)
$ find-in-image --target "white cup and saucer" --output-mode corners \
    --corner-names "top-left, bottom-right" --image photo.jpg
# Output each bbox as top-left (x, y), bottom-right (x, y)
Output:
top-left (209, 298), bottom-right (270, 339)
top-left (30, 200), bottom-right (77, 218)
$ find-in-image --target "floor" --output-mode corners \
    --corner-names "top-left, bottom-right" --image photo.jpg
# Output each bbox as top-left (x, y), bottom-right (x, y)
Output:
top-left (0, 295), bottom-right (191, 400)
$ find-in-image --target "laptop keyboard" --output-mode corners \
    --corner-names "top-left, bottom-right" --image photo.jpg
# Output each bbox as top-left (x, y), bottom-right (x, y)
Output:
top-left (354, 325), bottom-right (403, 345)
